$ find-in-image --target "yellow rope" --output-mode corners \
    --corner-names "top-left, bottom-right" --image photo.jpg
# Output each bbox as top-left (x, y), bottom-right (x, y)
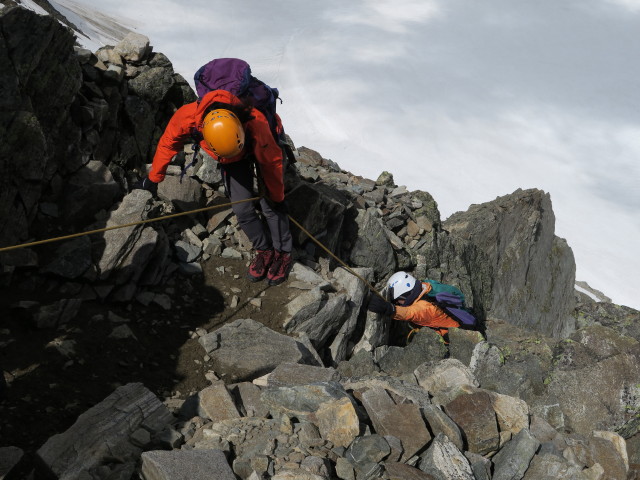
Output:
top-left (0, 194), bottom-right (385, 301)
top-left (0, 197), bottom-right (261, 253)
top-left (287, 215), bottom-right (386, 301)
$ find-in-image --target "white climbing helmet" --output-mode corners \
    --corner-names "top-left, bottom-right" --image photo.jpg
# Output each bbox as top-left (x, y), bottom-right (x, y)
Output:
top-left (387, 271), bottom-right (418, 301)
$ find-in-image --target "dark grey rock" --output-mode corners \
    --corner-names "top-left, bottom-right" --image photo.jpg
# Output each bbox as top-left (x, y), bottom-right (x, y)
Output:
top-left (0, 7), bottom-right (82, 250)
top-left (127, 66), bottom-right (175, 104)
top-left (346, 434), bottom-right (390, 466)
top-left (36, 383), bottom-right (172, 480)
top-left (261, 381), bottom-right (352, 420)
top-left (378, 328), bottom-right (448, 376)
top-left (229, 382), bottom-right (269, 418)
top-left (342, 376), bottom-right (432, 409)
top-left (521, 453), bottom-right (586, 480)
top-left (157, 169), bottom-right (203, 211)
top-left (447, 328), bottom-right (485, 367)
top-left (329, 267), bottom-right (373, 364)
top-left (63, 160), bottom-right (121, 224)
top-left (174, 240), bottom-right (201, 263)
top-left (286, 181), bottom-right (346, 254)
top-left (337, 348), bottom-right (380, 379)
top-left (124, 95), bottom-right (156, 161)
top-left (418, 433), bottom-right (474, 479)
top-left (539, 342), bottom-right (640, 435)
top-left (141, 449), bottom-right (235, 480)
top-left (95, 189), bottom-right (161, 285)
top-left (384, 462), bottom-right (437, 479)
top-left (267, 362), bottom-right (342, 387)
top-left (292, 295), bottom-right (349, 350)
top-left (464, 451), bottom-right (492, 480)
top-left (199, 318), bottom-right (321, 382)
top-left (422, 404), bottom-right (464, 451)
top-left (491, 428), bottom-right (541, 480)
top-left (444, 189), bottom-right (576, 338)
top-left (35, 298), bottom-right (82, 329)
top-left (574, 301), bottom-right (640, 342)
top-left (0, 446), bottom-right (24, 480)
top-left (40, 237), bottom-right (92, 279)
top-left (360, 387), bottom-right (432, 462)
top-left (283, 287), bottom-right (325, 332)
top-left (444, 390), bottom-right (500, 455)
top-left (349, 209), bottom-right (396, 278)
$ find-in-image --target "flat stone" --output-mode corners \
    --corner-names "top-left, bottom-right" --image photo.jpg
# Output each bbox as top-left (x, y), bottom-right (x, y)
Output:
top-left (0, 446), bottom-right (24, 479)
top-left (360, 387), bottom-right (432, 461)
top-left (141, 449), bottom-right (235, 480)
top-left (444, 391), bottom-right (500, 455)
top-left (199, 319), bottom-right (321, 382)
top-left (198, 381), bottom-right (241, 423)
top-left (37, 383), bottom-right (172, 479)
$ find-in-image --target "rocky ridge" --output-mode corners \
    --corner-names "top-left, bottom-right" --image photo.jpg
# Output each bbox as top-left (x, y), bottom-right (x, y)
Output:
top-left (1, 4), bottom-right (640, 480)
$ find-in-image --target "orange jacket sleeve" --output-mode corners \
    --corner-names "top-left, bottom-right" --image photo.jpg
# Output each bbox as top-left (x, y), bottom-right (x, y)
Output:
top-left (246, 111), bottom-right (284, 203)
top-left (148, 103), bottom-right (198, 183)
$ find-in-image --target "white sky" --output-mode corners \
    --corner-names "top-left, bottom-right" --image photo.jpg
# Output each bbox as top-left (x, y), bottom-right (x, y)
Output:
top-left (37, 0), bottom-right (640, 310)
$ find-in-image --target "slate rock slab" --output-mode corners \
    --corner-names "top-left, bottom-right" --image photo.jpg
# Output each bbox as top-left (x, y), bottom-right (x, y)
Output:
top-left (141, 449), bottom-right (235, 480)
top-left (36, 383), bottom-right (172, 480)
top-left (199, 318), bottom-right (321, 382)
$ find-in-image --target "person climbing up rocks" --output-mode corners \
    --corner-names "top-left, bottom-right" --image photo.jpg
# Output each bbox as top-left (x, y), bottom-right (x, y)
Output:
top-left (367, 271), bottom-right (463, 340)
top-left (135, 88), bottom-right (293, 286)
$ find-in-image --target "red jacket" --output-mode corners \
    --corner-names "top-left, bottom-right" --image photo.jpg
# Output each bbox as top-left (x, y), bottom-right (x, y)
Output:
top-left (149, 90), bottom-right (285, 202)
top-left (393, 282), bottom-right (460, 336)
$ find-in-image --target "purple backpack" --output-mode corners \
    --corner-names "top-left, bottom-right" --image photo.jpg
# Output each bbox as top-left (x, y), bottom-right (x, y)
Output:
top-left (430, 292), bottom-right (477, 326)
top-left (194, 58), bottom-right (282, 141)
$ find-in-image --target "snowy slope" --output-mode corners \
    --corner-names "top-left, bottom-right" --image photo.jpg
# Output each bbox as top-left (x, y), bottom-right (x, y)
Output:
top-left (18, 0), bottom-right (640, 310)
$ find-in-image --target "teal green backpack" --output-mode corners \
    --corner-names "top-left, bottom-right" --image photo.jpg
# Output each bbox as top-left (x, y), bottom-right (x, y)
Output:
top-left (424, 279), bottom-right (466, 304)
top-left (423, 280), bottom-right (476, 326)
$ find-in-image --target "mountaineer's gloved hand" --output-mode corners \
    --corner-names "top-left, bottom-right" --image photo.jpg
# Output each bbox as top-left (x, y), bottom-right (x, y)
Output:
top-left (264, 195), bottom-right (289, 215)
top-left (271, 200), bottom-right (289, 215)
top-left (367, 294), bottom-right (395, 317)
top-left (133, 176), bottom-right (158, 196)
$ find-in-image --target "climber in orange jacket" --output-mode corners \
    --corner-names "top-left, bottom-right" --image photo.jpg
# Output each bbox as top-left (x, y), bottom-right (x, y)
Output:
top-left (136, 89), bottom-right (293, 286)
top-left (367, 271), bottom-right (460, 337)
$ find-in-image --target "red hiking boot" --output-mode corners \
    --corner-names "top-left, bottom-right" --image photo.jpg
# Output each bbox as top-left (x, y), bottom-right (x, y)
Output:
top-left (267, 251), bottom-right (293, 286)
top-left (247, 249), bottom-right (274, 282)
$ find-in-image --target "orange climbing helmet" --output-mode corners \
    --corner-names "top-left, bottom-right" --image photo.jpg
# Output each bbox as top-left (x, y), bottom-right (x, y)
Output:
top-left (202, 109), bottom-right (245, 158)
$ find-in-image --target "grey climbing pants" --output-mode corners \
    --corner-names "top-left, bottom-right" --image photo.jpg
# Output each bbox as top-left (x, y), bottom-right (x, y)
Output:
top-left (220, 159), bottom-right (293, 253)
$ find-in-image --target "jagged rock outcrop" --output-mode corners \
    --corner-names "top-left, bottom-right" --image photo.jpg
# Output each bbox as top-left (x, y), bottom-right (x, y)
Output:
top-left (0, 5), bottom-right (82, 254)
top-left (443, 188), bottom-right (577, 338)
top-left (0, 5), bottom-right (193, 279)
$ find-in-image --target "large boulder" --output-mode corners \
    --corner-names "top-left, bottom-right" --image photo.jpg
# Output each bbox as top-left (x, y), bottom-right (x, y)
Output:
top-left (141, 450), bottom-right (236, 480)
top-left (286, 181), bottom-right (346, 254)
top-left (536, 335), bottom-right (640, 435)
top-left (36, 383), bottom-right (172, 480)
top-left (444, 188), bottom-right (576, 338)
top-left (349, 209), bottom-right (396, 278)
top-left (0, 6), bottom-right (82, 250)
top-left (63, 160), bottom-right (121, 224)
top-left (95, 189), bottom-right (167, 287)
top-left (199, 318), bottom-right (322, 382)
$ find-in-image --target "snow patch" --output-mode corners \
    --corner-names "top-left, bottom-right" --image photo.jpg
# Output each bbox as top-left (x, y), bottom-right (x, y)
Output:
top-left (575, 285), bottom-right (600, 302)
top-left (49, 0), bottom-right (137, 51)
top-left (19, 0), bottom-right (49, 15)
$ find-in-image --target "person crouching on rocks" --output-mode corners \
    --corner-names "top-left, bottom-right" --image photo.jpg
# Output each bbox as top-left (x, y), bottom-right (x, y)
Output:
top-left (367, 271), bottom-right (460, 339)
top-left (135, 89), bottom-right (293, 286)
